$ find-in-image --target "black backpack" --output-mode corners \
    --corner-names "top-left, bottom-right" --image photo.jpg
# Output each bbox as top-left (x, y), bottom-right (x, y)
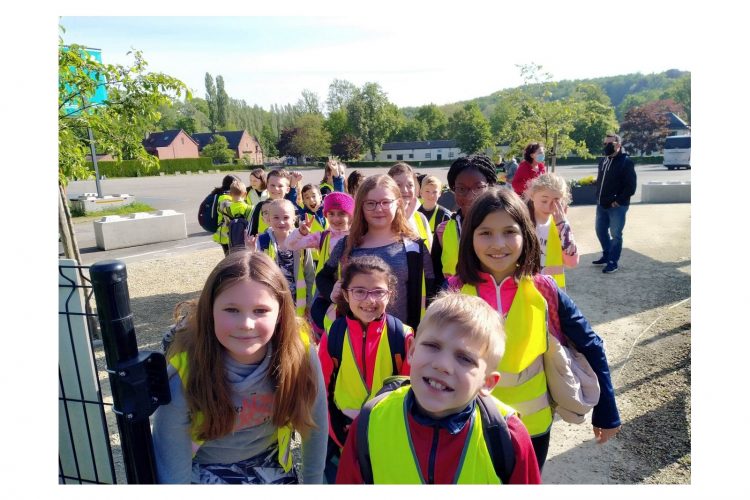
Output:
top-left (198, 192), bottom-right (220, 233)
top-left (226, 210), bottom-right (251, 251)
top-left (356, 377), bottom-right (516, 484)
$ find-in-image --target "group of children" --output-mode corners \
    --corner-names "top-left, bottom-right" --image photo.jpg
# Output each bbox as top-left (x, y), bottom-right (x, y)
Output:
top-left (152, 155), bottom-right (620, 484)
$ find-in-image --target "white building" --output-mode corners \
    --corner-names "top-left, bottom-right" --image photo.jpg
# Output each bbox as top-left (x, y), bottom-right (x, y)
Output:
top-left (374, 139), bottom-right (464, 162)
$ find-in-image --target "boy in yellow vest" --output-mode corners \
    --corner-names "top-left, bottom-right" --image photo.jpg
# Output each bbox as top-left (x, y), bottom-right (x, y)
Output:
top-left (335, 292), bottom-right (540, 484)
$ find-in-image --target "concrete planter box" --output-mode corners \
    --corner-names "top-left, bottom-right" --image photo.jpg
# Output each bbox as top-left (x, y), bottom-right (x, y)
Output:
top-left (93, 210), bottom-right (187, 250)
top-left (571, 185), bottom-right (597, 205)
top-left (641, 181), bottom-right (691, 203)
top-left (70, 194), bottom-right (136, 213)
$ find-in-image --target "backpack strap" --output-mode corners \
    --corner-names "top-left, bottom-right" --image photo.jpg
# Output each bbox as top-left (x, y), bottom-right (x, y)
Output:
top-left (326, 316), bottom-right (348, 367)
top-left (385, 314), bottom-right (406, 374)
top-left (356, 376), bottom-right (411, 484)
top-left (476, 395), bottom-right (516, 484)
top-left (258, 232), bottom-right (271, 252)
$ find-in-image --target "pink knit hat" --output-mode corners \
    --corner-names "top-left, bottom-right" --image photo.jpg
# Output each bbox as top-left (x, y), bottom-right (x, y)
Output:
top-left (323, 191), bottom-right (355, 216)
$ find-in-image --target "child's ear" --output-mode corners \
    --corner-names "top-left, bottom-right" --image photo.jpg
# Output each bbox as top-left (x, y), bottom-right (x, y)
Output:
top-left (478, 371), bottom-right (501, 397)
top-left (406, 334), bottom-right (415, 363)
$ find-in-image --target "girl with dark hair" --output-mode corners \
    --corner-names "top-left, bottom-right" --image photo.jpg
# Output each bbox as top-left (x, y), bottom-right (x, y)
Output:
top-left (152, 251), bottom-right (327, 484)
top-left (431, 154), bottom-right (497, 287)
top-left (318, 255), bottom-right (412, 482)
top-left (447, 187), bottom-right (620, 471)
top-left (511, 142), bottom-right (546, 196)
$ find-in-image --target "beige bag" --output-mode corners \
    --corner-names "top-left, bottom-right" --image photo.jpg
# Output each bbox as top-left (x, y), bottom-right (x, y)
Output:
top-left (543, 333), bottom-right (601, 424)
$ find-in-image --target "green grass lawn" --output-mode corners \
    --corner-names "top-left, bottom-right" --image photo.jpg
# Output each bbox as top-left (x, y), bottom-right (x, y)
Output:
top-left (70, 201), bottom-right (156, 220)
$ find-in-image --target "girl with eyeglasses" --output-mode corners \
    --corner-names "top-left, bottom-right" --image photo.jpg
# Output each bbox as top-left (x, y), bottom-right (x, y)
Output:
top-left (318, 255), bottom-right (413, 483)
top-left (315, 175), bottom-right (435, 332)
top-left (431, 154), bottom-right (497, 288)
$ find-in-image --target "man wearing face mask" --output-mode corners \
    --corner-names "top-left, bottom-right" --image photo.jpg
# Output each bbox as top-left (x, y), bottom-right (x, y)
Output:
top-left (593, 134), bottom-right (637, 274)
top-left (512, 143), bottom-right (546, 196)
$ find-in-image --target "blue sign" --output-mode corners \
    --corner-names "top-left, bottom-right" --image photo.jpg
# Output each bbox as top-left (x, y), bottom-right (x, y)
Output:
top-left (61, 46), bottom-right (108, 116)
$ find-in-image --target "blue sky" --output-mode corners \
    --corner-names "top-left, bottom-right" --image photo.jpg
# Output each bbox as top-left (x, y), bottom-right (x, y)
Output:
top-left (58, 11), bottom-right (695, 111)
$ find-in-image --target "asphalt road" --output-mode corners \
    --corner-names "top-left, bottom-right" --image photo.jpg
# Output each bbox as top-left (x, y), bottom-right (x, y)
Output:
top-left (65, 164), bottom-right (690, 266)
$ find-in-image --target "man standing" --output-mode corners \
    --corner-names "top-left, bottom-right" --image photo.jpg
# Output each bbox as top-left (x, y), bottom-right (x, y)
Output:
top-left (593, 134), bottom-right (637, 274)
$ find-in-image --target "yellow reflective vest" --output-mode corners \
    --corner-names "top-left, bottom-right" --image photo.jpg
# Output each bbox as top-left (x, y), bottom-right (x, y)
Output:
top-left (213, 197), bottom-right (250, 245)
top-left (461, 276), bottom-right (552, 436)
top-left (167, 327), bottom-right (311, 472)
top-left (332, 320), bottom-right (397, 419)
top-left (441, 217), bottom-right (460, 277)
top-left (540, 215), bottom-right (565, 289)
top-left (366, 385), bottom-right (514, 484)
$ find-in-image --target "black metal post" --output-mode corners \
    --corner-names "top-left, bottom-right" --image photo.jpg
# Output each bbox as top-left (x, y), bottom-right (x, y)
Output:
top-left (90, 260), bottom-right (165, 484)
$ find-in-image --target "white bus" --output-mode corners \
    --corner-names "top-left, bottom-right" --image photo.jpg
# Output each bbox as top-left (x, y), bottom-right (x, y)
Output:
top-left (663, 135), bottom-right (691, 170)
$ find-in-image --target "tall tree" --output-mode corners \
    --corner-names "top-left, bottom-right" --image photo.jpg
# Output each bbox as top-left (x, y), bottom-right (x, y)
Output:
top-left (277, 127), bottom-right (303, 159)
top-left (296, 89), bottom-right (323, 115)
top-left (448, 103), bottom-right (493, 155)
top-left (326, 78), bottom-right (357, 114)
top-left (205, 72), bottom-right (218, 131)
top-left (569, 83), bottom-right (619, 155)
top-left (347, 82), bottom-right (400, 160)
top-left (332, 134), bottom-right (363, 161)
top-left (260, 124), bottom-right (279, 158)
top-left (662, 74), bottom-right (690, 122)
top-left (324, 108), bottom-right (351, 145)
top-left (216, 75), bottom-right (229, 129)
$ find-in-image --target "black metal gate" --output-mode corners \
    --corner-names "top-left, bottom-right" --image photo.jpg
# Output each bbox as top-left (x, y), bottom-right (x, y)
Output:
top-left (58, 259), bottom-right (170, 484)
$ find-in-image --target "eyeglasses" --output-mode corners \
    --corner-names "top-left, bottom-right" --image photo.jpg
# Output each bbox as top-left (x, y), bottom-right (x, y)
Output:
top-left (454, 184), bottom-right (489, 197)
top-left (363, 199), bottom-right (398, 211)
top-left (345, 287), bottom-right (389, 301)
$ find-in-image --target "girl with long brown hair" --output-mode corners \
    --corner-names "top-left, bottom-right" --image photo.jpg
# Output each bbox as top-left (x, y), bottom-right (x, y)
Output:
top-left (152, 251), bottom-right (327, 484)
top-left (314, 174), bottom-right (434, 331)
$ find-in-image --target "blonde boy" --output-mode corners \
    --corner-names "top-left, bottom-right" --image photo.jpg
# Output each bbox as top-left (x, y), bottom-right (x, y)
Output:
top-left (214, 179), bottom-right (251, 255)
top-left (336, 292), bottom-right (540, 484)
top-left (248, 169), bottom-right (303, 236)
top-left (418, 175), bottom-right (452, 234)
top-left (256, 199), bottom-right (315, 317)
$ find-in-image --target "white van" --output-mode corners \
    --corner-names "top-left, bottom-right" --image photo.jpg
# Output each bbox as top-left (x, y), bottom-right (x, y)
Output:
top-left (663, 135), bottom-right (691, 170)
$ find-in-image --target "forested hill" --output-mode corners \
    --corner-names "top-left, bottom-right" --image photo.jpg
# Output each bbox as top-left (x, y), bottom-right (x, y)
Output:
top-left (403, 69), bottom-right (690, 121)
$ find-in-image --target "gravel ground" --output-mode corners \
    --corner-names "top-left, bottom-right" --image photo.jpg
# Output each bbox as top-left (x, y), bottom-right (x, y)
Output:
top-left (88, 204), bottom-right (691, 485)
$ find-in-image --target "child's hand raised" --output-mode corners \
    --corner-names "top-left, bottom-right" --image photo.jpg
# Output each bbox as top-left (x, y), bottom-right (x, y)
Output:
top-left (331, 280), bottom-right (343, 303)
top-left (290, 171), bottom-right (304, 187)
top-left (244, 232), bottom-right (258, 250)
top-left (299, 216), bottom-right (313, 236)
top-left (552, 199), bottom-right (567, 226)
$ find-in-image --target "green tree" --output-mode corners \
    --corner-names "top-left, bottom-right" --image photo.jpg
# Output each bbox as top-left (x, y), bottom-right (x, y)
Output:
top-left (324, 108), bottom-right (351, 145)
top-left (569, 83), bottom-right (619, 155)
top-left (326, 78), bottom-right (357, 114)
top-left (205, 72), bottom-right (218, 131)
top-left (448, 103), bottom-right (493, 154)
top-left (296, 89), bottom-right (322, 115)
top-left (59, 33), bottom-right (188, 260)
top-left (260, 124), bottom-right (279, 157)
top-left (200, 134), bottom-right (235, 164)
top-left (331, 134), bottom-right (363, 161)
top-left (414, 103), bottom-right (448, 139)
top-left (216, 75), bottom-right (229, 129)
top-left (291, 114), bottom-right (331, 158)
top-left (347, 82), bottom-right (400, 160)
top-left (662, 74), bottom-right (690, 122)
top-left (175, 116), bottom-right (198, 134)
top-left (620, 99), bottom-right (685, 155)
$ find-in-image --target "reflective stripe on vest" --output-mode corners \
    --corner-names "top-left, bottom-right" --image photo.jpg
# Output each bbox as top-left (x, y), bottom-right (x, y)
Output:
top-left (167, 326), bottom-right (311, 472)
top-left (333, 322), bottom-right (394, 419)
top-left (542, 215), bottom-right (566, 288)
top-left (441, 218), bottom-right (460, 276)
top-left (264, 238), bottom-right (308, 316)
top-left (367, 386), bottom-right (503, 484)
top-left (412, 211), bottom-right (429, 242)
top-left (461, 277), bottom-right (552, 436)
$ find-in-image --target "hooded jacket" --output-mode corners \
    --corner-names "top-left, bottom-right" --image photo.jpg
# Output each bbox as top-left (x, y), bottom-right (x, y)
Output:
top-left (595, 151), bottom-right (637, 207)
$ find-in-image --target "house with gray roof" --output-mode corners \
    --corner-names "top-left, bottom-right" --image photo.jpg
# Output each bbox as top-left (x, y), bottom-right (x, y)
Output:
top-left (192, 130), bottom-right (264, 165)
top-left (142, 129), bottom-right (200, 159)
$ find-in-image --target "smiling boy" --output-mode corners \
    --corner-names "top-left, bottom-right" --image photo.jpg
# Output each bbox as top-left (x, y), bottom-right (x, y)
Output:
top-left (335, 292), bottom-right (540, 484)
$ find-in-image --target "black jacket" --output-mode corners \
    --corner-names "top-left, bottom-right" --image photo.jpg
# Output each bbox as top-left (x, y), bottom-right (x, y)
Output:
top-left (595, 152), bottom-right (637, 207)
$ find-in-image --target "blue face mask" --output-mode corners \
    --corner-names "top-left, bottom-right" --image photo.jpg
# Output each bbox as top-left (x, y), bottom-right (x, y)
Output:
top-left (535, 153), bottom-right (545, 163)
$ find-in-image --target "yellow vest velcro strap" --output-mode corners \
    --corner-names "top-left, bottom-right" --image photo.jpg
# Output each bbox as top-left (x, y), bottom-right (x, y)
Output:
top-left (277, 425), bottom-right (293, 472)
top-left (544, 215), bottom-right (565, 288)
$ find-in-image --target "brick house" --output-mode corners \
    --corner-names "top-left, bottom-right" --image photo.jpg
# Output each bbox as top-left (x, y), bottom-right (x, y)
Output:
top-left (192, 130), bottom-right (264, 165)
top-left (142, 129), bottom-right (200, 159)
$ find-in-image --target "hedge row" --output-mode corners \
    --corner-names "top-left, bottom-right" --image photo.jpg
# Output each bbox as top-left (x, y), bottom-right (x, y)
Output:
top-left (344, 159), bottom-right (455, 169)
top-left (553, 155), bottom-right (664, 166)
top-left (84, 157), bottom-right (254, 178)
